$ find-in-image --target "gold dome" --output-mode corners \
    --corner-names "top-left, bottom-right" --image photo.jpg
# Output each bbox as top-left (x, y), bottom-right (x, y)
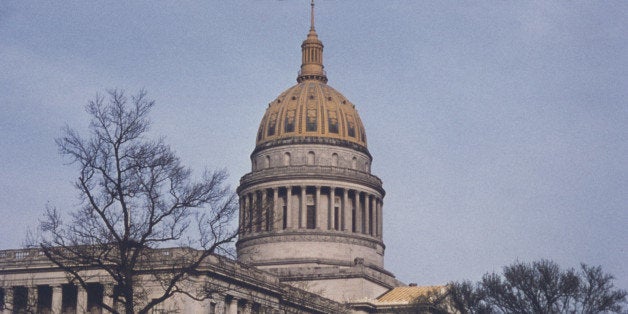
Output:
top-left (255, 81), bottom-right (367, 149)
top-left (255, 1), bottom-right (367, 150)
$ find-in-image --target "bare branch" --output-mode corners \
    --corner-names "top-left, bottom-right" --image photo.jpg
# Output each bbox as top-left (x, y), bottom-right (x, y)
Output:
top-left (38, 89), bottom-right (237, 314)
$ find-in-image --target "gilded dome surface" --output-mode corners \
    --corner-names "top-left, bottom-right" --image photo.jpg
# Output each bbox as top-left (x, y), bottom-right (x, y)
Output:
top-left (255, 8), bottom-right (367, 150)
top-left (256, 81), bottom-right (367, 149)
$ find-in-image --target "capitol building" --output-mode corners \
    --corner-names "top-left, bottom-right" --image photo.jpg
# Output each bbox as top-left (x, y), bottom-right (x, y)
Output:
top-left (0, 3), bottom-right (443, 314)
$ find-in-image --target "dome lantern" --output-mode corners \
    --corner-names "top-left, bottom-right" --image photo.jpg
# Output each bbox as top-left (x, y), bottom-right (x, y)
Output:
top-left (297, 0), bottom-right (327, 84)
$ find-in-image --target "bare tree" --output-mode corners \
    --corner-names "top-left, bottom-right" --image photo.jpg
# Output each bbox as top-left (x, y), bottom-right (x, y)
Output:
top-left (37, 90), bottom-right (239, 314)
top-left (439, 259), bottom-right (627, 314)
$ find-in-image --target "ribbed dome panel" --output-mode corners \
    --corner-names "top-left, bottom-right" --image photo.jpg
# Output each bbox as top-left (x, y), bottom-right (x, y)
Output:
top-left (256, 81), bottom-right (367, 149)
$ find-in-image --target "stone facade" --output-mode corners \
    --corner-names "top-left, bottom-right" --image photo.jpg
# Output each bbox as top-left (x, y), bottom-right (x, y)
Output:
top-left (0, 249), bottom-right (348, 314)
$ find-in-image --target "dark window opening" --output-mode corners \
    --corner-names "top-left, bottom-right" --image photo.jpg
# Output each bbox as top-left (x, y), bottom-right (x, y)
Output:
top-left (329, 122), bottom-right (338, 133)
top-left (306, 121), bottom-right (317, 132)
top-left (62, 284), bottom-right (78, 313)
top-left (285, 120), bottom-right (294, 132)
top-left (369, 205), bottom-right (374, 236)
top-left (87, 283), bottom-right (103, 314)
top-left (351, 194), bottom-right (356, 233)
top-left (352, 207), bottom-right (356, 233)
top-left (348, 126), bottom-right (355, 137)
top-left (334, 206), bottom-right (340, 230)
top-left (252, 303), bottom-right (261, 314)
top-left (282, 205), bottom-right (288, 229)
top-left (37, 285), bottom-right (53, 314)
top-left (13, 287), bottom-right (28, 313)
top-left (306, 205), bottom-right (316, 229)
top-left (267, 113), bottom-right (277, 136)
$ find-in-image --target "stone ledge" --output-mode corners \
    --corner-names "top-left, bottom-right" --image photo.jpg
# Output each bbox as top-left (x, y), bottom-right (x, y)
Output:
top-left (238, 164), bottom-right (384, 194)
top-left (236, 230), bottom-right (385, 251)
top-left (252, 136), bottom-right (372, 158)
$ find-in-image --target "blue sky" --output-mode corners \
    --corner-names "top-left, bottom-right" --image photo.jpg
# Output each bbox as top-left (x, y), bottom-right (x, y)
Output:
top-left (1, 1), bottom-right (626, 290)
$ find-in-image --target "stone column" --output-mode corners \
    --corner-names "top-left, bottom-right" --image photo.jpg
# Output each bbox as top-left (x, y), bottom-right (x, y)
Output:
top-left (244, 194), bottom-right (251, 233)
top-left (250, 193), bottom-right (256, 232)
top-left (2, 287), bottom-right (13, 314)
top-left (102, 284), bottom-right (114, 313)
top-left (77, 286), bottom-right (87, 314)
top-left (300, 186), bottom-right (306, 229)
top-left (30, 286), bottom-right (40, 313)
top-left (364, 194), bottom-right (371, 235)
top-left (261, 190), bottom-right (268, 231)
top-left (51, 285), bottom-right (62, 314)
top-left (329, 187), bottom-right (336, 230)
top-left (371, 196), bottom-right (377, 236)
top-left (239, 196), bottom-right (245, 233)
top-left (272, 188), bottom-right (280, 231)
top-left (378, 199), bottom-right (384, 239)
top-left (373, 198), bottom-right (379, 237)
top-left (343, 189), bottom-right (350, 232)
top-left (355, 192), bottom-right (362, 234)
top-left (286, 186), bottom-right (293, 229)
top-left (315, 186), bottom-right (322, 229)
top-left (213, 299), bottom-right (224, 314)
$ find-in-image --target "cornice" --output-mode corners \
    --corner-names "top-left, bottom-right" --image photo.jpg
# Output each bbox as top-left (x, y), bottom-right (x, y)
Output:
top-left (252, 136), bottom-right (372, 158)
top-left (236, 230), bottom-right (385, 251)
top-left (238, 165), bottom-right (384, 195)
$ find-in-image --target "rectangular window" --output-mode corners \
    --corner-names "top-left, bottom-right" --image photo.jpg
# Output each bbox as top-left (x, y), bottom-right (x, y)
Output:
top-left (306, 109), bottom-right (317, 132)
top-left (285, 110), bottom-right (296, 132)
top-left (328, 111), bottom-right (339, 134)
top-left (62, 285), bottom-right (78, 313)
top-left (37, 286), bottom-right (53, 313)
top-left (267, 113), bottom-right (277, 136)
top-left (283, 205), bottom-right (288, 229)
top-left (307, 205), bottom-right (316, 229)
top-left (87, 283), bottom-right (103, 313)
top-left (13, 287), bottom-right (28, 313)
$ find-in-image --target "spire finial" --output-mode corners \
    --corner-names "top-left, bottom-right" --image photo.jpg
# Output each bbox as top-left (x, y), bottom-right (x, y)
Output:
top-left (297, 0), bottom-right (327, 83)
top-left (310, 0), bottom-right (315, 31)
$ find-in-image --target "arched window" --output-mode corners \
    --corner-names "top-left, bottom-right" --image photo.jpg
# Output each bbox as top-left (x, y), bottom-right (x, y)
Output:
top-left (264, 155), bottom-right (270, 169)
top-left (351, 157), bottom-right (357, 170)
top-left (307, 151), bottom-right (315, 165)
top-left (331, 153), bottom-right (338, 167)
top-left (283, 152), bottom-right (291, 166)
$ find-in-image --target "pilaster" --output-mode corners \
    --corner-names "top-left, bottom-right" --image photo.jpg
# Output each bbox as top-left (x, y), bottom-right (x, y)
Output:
top-left (343, 189), bottom-right (350, 232)
top-left (300, 186), bottom-right (306, 228)
top-left (51, 285), bottom-right (62, 314)
top-left (272, 188), bottom-right (280, 231)
top-left (286, 186), bottom-right (293, 229)
top-left (315, 186), bottom-right (322, 229)
top-left (2, 287), bottom-right (13, 314)
top-left (77, 286), bottom-right (87, 314)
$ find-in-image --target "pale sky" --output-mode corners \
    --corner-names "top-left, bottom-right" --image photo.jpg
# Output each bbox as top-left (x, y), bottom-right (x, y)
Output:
top-left (1, 1), bottom-right (626, 290)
